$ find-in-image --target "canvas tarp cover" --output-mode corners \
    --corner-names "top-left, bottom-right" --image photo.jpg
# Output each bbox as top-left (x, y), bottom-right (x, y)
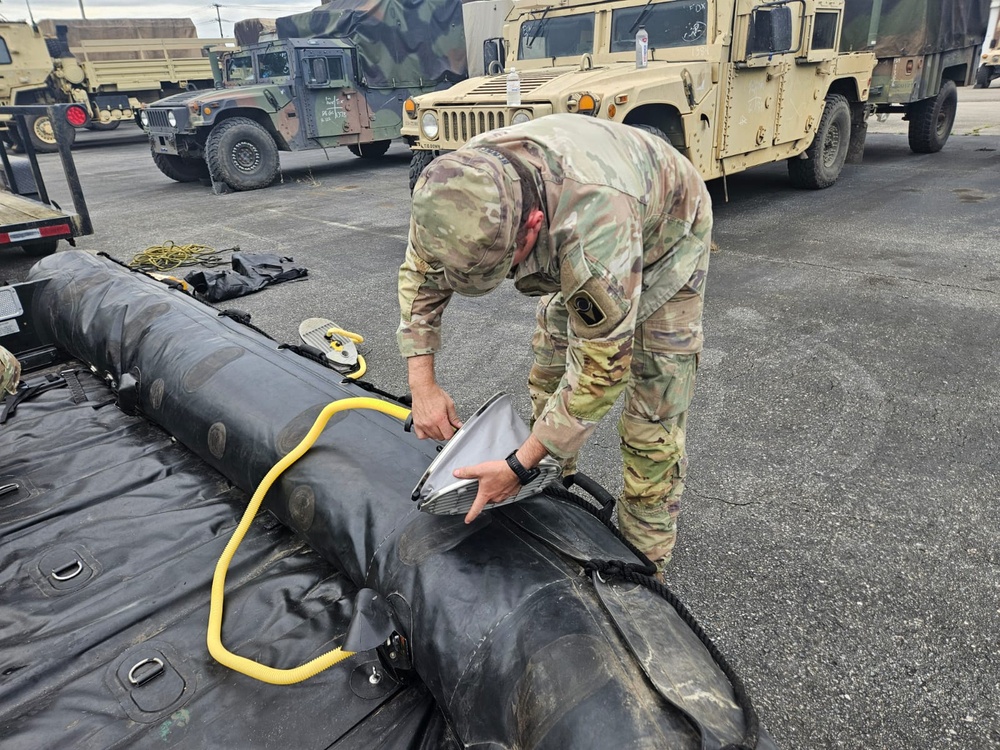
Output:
top-left (841, 0), bottom-right (991, 56)
top-left (275, 0), bottom-right (467, 88)
top-left (37, 18), bottom-right (200, 61)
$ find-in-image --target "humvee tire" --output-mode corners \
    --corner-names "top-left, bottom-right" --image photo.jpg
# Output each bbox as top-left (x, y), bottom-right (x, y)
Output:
top-left (408, 149), bottom-right (437, 193)
top-left (907, 80), bottom-right (957, 154)
top-left (787, 94), bottom-right (851, 190)
top-left (152, 151), bottom-right (210, 183)
top-left (974, 66), bottom-right (991, 88)
top-left (20, 239), bottom-right (59, 257)
top-left (631, 123), bottom-right (671, 143)
top-left (86, 121), bottom-right (121, 132)
top-left (205, 117), bottom-right (280, 191)
top-left (347, 140), bottom-right (392, 159)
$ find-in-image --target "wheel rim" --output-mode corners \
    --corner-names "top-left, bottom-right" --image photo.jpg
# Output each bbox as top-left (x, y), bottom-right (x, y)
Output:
top-left (822, 121), bottom-right (843, 168)
top-left (231, 140), bottom-right (261, 173)
top-left (935, 104), bottom-right (954, 139)
top-left (33, 117), bottom-right (55, 144)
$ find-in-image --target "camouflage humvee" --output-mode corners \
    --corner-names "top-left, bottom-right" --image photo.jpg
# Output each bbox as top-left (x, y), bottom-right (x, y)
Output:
top-left (841, 0), bottom-right (991, 153)
top-left (142, 0), bottom-right (467, 191)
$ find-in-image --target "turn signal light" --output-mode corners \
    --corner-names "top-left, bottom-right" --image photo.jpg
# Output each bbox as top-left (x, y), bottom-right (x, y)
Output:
top-left (403, 98), bottom-right (418, 119)
top-left (578, 93), bottom-right (599, 116)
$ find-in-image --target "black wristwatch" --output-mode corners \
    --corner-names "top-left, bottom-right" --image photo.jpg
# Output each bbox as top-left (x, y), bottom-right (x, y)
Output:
top-left (505, 450), bottom-right (540, 486)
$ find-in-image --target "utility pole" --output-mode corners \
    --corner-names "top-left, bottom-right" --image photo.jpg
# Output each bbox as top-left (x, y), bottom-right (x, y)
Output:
top-left (213, 4), bottom-right (224, 37)
top-left (78, 0), bottom-right (86, 19)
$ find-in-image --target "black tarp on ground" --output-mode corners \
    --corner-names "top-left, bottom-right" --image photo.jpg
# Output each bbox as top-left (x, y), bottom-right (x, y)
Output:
top-left (6, 251), bottom-right (774, 749)
top-left (0, 362), bottom-right (454, 749)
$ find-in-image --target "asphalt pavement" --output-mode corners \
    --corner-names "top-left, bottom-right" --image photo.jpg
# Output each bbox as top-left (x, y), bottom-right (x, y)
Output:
top-left (1, 93), bottom-right (998, 750)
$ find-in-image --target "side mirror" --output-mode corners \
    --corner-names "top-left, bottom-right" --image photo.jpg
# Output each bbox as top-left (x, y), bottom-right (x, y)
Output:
top-left (483, 37), bottom-right (506, 75)
top-left (748, 5), bottom-right (793, 56)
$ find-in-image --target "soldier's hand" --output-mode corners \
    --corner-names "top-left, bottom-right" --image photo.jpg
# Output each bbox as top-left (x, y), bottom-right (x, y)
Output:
top-left (410, 384), bottom-right (463, 440)
top-left (453, 460), bottom-right (520, 524)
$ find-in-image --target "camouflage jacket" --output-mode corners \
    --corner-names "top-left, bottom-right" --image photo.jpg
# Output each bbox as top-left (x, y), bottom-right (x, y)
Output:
top-left (398, 115), bottom-right (712, 459)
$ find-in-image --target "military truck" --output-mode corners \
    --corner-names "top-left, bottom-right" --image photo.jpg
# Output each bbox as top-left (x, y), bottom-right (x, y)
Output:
top-left (841, 0), bottom-right (991, 152)
top-left (404, 0), bottom-right (878, 191)
top-left (0, 19), bottom-right (228, 153)
top-left (974, 14), bottom-right (1000, 88)
top-left (141, 0), bottom-right (468, 191)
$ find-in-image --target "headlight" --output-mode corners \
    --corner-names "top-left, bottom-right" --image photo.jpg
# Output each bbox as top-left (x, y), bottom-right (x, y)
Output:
top-left (167, 111), bottom-right (177, 128)
top-left (421, 111), bottom-right (439, 140)
top-left (511, 110), bottom-right (532, 126)
top-left (140, 110), bottom-right (149, 128)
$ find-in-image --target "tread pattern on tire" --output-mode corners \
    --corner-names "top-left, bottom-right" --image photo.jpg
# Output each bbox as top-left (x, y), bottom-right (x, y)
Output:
top-left (907, 80), bottom-right (957, 154)
top-left (408, 149), bottom-right (437, 193)
top-left (787, 94), bottom-right (851, 190)
top-left (205, 117), bottom-right (280, 191)
top-left (152, 151), bottom-right (209, 183)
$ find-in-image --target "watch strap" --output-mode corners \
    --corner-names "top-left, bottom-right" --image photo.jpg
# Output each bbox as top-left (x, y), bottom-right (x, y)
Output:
top-left (505, 450), bottom-right (539, 486)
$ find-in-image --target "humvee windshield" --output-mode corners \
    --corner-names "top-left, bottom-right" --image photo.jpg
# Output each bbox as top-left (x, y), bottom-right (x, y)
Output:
top-left (519, 13), bottom-right (596, 60)
top-left (225, 53), bottom-right (254, 84)
top-left (259, 50), bottom-right (290, 80)
top-left (610, 1), bottom-right (709, 51)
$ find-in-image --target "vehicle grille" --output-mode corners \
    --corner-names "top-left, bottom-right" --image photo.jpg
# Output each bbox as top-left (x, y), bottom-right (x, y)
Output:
top-left (442, 109), bottom-right (507, 146)
top-left (145, 109), bottom-right (174, 129)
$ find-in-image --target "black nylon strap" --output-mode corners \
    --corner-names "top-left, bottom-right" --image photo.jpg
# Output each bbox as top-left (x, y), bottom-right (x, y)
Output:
top-left (61, 369), bottom-right (88, 404)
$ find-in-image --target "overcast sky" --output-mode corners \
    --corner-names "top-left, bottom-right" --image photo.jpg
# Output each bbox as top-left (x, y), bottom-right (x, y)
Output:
top-left (0, 1), bottom-right (319, 38)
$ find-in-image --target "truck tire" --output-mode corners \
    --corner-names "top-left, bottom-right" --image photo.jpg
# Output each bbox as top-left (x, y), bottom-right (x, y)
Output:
top-left (347, 140), bottom-right (392, 159)
top-left (85, 121), bottom-right (121, 132)
top-left (787, 94), bottom-right (851, 190)
top-left (152, 152), bottom-right (209, 183)
top-left (409, 149), bottom-right (437, 193)
top-left (974, 66), bottom-right (992, 89)
top-left (205, 117), bottom-right (280, 191)
top-left (16, 115), bottom-right (74, 154)
top-left (630, 123), bottom-right (670, 142)
top-left (20, 239), bottom-right (60, 257)
top-left (907, 80), bottom-right (957, 154)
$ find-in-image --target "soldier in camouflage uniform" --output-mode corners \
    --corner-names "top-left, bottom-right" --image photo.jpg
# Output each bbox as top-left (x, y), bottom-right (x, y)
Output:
top-left (397, 115), bottom-right (712, 572)
top-left (1, 345), bottom-right (21, 396)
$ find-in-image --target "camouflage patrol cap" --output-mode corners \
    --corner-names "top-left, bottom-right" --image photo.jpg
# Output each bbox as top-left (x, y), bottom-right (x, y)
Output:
top-left (410, 147), bottom-right (522, 296)
top-left (0, 345), bottom-right (21, 396)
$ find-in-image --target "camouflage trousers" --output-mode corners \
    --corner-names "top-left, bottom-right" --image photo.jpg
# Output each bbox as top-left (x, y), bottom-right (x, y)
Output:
top-left (528, 284), bottom-right (704, 573)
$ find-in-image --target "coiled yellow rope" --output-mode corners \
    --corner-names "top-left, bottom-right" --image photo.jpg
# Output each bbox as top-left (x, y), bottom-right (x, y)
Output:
top-left (129, 242), bottom-right (231, 273)
top-left (208, 397), bottom-right (410, 685)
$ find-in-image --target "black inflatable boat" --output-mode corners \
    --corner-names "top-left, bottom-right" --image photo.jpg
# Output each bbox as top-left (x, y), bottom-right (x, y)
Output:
top-left (0, 251), bottom-right (776, 749)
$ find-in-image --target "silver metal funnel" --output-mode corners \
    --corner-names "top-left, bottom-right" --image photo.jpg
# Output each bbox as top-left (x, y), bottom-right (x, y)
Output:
top-left (412, 393), bottom-right (562, 516)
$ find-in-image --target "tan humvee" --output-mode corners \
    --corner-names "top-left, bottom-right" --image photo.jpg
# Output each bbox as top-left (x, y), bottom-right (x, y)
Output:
top-left (403, 0), bottom-right (876, 190)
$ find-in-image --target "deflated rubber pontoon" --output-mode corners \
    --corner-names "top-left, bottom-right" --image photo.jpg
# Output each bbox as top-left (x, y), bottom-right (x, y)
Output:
top-left (16, 251), bottom-right (776, 749)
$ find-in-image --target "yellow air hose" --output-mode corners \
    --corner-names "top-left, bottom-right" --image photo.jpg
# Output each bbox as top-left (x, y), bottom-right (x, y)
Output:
top-left (207, 396), bottom-right (411, 685)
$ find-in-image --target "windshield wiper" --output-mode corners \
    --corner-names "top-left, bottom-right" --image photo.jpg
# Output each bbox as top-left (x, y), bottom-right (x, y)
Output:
top-left (627, 0), bottom-right (656, 35)
top-left (526, 8), bottom-right (552, 49)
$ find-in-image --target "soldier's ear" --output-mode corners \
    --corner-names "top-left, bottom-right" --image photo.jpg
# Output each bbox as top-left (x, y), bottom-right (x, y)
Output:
top-left (526, 210), bottom-right (544, 232)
